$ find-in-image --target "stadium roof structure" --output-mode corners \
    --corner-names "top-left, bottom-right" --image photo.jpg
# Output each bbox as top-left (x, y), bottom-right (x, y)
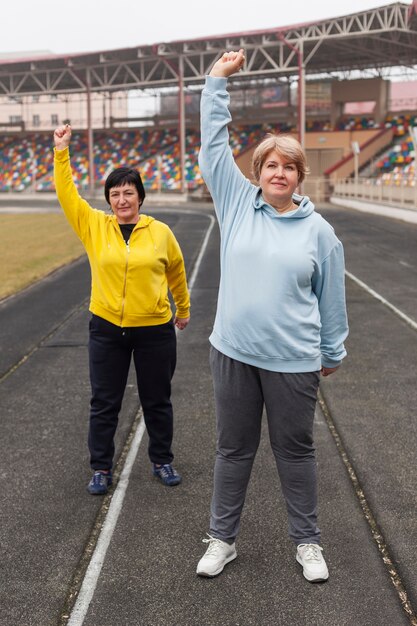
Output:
top-left (1, 0), bottom-right (415, 191)
top-left (0, 1), bottom-right (416, 97)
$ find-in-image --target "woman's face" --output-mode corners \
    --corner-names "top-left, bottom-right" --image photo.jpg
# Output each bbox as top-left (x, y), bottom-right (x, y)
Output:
top-left (259, 150), bottom-right (299, 209)
top-left (109, 183), bottom-right (141, 224)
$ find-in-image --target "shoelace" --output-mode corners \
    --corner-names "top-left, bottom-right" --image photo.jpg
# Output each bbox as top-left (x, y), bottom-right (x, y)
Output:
top-left (93, 471), bottom-right (110, 484)
top-left (157, 464), bottom-right (177, 478)
top-left (202, 535), bottom-right (224, 555)
top-left (298, 543), bottom-right (323, 562)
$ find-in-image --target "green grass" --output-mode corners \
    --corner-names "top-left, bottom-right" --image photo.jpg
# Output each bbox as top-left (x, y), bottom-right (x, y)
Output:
top-left (0, 213), bottom-right (85, 300)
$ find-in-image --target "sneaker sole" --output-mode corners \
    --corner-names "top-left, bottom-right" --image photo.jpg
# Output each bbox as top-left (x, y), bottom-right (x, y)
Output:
top-left (164, 480), bottom-right (181, 486)
top-left (296, 554), bottom-right (329, 582)
top-left (152, 472), bottom-right (182, 487)
top-left (196, 550), bottom-right (237, 578)
top-left (87, 484), bottom-right (111, 495)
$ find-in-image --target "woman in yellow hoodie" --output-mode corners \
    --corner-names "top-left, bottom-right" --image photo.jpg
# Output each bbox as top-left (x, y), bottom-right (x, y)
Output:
top-left (54, 124), bottom-right (190, 495)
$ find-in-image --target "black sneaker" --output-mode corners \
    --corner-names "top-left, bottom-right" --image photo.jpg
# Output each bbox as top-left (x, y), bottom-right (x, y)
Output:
top-left (87, 470), bottom-right (113, 495)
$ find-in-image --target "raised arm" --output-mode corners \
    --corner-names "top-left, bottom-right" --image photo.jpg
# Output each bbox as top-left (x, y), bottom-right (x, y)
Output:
top-left (53, 124), bottom-right (94, 241)
top-left (199, 49), bottom-right (253, 225)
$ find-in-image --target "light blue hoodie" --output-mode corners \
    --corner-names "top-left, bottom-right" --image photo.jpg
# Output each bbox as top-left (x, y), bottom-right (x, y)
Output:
top-left (199, 75), bottom-right (348, 373)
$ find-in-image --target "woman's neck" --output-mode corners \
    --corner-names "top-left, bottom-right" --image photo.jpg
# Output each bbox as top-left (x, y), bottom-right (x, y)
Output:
top-left (265, 196), bottom-right (296, 214)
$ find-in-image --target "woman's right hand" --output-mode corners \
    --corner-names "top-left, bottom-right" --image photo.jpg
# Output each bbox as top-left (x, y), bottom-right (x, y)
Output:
top-left (54, 124), bottom-right (72, 150)
top-left (209, 49), bottom-right (245, 78)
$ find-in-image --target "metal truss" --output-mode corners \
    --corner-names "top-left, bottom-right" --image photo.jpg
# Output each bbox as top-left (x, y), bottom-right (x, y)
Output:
top-left (0, 1), bottom-right (416, 97)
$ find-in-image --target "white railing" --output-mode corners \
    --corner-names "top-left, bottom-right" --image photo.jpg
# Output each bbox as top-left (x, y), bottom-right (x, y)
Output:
top-left (301, 177), bottom-right (329, 204)
top-left (332, 178), bottom-right (417, 210)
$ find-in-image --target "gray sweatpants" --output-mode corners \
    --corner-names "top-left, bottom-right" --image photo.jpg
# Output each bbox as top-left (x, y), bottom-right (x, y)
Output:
top-left (209, 347), bottom-right (321, 546)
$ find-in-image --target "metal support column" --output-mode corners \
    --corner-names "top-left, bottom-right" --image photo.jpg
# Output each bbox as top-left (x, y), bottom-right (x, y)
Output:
top-left (298, 42), bottom-right (305, 152)
top-left (178, 55), bottom-right (186, 195)
top-left (277, 34), bottom-right (305, 150)
top-left (86, 68), bottom-right (95, 195)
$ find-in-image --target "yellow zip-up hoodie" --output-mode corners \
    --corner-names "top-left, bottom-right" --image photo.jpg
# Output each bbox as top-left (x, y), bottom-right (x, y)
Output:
top-left (54, 147), bottom-right (190, 327)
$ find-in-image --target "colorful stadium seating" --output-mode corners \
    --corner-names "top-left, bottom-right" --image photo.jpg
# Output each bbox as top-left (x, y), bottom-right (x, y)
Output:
top-left (372, 115), bottom-right (417, 186)
top-left (0, 113), bottom-right (415, 192)
top-left (336, 116), bottom-right (380, 131)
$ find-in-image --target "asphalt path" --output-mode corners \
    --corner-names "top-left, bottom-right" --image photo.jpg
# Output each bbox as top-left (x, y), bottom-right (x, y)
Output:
top-left (1, 200), bottom-right (416, 626)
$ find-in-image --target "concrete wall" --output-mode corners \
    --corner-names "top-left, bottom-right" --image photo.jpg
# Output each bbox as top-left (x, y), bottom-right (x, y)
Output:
top-left (331, 78), bottom-right (389, 126)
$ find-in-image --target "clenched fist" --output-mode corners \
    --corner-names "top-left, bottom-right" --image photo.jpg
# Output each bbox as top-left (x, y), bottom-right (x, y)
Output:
top-left (54, 124), bottom-right (72, 150)
top-left (209, 49), bottom-right (245, 78)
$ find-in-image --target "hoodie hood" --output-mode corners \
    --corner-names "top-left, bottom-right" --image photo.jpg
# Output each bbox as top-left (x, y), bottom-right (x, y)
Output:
top-left (110, 213), bottom-right (155, 229)
top-left (136, 213), bottom-right (155, 228)
top-left (253, 188), bottom-right (315, 219)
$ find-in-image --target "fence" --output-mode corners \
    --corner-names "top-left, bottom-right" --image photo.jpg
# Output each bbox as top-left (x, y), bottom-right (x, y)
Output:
top-left (332, 178), bottom-right (417, 209)
top-left (302, 177), bottom-right (329, 204)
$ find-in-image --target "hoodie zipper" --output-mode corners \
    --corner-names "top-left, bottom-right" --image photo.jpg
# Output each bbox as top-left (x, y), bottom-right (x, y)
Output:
top-left (120, 239), bottom-right (130, 326)
top-left (116, 218), bottom-right (153, 325)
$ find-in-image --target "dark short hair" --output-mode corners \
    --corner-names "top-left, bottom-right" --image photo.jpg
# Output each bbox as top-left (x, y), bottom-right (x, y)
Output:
top-left (104, 167), bottom-right (146, 205)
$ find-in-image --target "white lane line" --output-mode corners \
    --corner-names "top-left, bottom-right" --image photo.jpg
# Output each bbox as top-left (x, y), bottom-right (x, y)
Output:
top-left (67, 210), bottom-right (215, 626)
top-left (188, 215), bottom-right (216, 291)
top-left (345, 270), bottom-right (417, 331)
top-left (67, 417), bottom-right (146, 626)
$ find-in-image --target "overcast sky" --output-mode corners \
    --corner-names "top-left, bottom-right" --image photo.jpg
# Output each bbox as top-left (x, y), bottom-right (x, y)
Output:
top-left (1, 0), bottom-right (407, 56)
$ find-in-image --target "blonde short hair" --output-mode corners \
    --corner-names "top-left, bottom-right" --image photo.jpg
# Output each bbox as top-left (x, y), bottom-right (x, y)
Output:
top-left (251, 134), bottom-right (309, 184)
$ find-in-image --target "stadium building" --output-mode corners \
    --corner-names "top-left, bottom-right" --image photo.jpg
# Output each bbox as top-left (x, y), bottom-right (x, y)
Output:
top-left (0, 1), bottom-right (416, 208)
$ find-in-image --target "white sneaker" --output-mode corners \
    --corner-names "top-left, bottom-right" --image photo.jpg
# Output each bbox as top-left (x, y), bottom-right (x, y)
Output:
top-left (196, 535), bottom-right (237, 577)
top-left (296, 543), bottom-right (329, 582)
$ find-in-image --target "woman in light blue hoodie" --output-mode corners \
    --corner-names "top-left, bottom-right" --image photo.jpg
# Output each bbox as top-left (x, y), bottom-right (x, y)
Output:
top-left (196, 49), bottom-right (349, 583)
